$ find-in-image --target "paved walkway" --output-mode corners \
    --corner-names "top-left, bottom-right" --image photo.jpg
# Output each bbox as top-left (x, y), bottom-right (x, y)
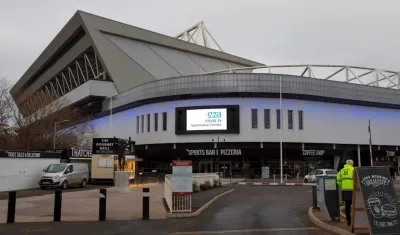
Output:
top-left (0, 185), bottom-right (109, 200)
top-left (0, 186), bottom-right (330, 235)
top-left (0, 184), bottom-right (166, 223)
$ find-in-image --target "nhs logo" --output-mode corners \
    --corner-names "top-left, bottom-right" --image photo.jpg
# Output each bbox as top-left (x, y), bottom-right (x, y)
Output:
top-left (208, 112), bottom-right (222, 118)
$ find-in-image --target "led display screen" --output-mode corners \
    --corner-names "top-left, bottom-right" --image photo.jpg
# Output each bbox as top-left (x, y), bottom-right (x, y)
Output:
top-left (186, 108), bottom-right (227, 131)
top-left (175, 105), bottom-right (239, 135)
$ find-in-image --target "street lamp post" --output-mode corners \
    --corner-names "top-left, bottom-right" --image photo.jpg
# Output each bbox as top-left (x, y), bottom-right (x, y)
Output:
top-left (212, 136), bottom-right (226, 180)
top-left (53, 120), bottom-right (69, 149)
top-left (279, 75), bottom-right (283, 184)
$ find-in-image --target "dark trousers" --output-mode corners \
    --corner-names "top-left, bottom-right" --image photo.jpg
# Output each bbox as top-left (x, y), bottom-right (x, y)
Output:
top-left (342, 190), bottom-right (353, 226)
top-left (344, 200), bottom-right (352, 225)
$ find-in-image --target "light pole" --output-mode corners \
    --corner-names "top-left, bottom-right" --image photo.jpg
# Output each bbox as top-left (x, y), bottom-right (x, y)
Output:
top-left (53, 120), bottom-right (69, 149)
top-left (212, 137), bottom-right (227, 180)
top-left (106, 93), bottom-right (118, 129)
top-left (279, 75), bottom-right (283, 183)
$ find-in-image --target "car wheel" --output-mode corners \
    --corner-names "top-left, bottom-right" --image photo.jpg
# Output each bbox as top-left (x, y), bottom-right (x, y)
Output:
top-left (40, 186), bottom-right (46, 190)
top-left (81, 179), bottom-right (87, 188)
top-left (61, 181), bottom-right (68, 190)
top-left (304, 179), bottom-right (309, 183)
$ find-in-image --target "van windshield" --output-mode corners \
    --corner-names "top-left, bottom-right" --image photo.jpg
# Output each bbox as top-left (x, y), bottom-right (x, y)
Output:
top-left (45, 164), bottom-right (67, 173)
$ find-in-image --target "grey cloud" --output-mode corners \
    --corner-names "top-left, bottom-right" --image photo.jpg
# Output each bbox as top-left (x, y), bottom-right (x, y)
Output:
top-left (0, 0), bottom-right (399, 83)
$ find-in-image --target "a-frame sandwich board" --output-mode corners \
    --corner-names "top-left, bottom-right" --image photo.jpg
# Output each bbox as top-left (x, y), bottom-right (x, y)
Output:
top-left (351, 167), bottom-right (400, 235)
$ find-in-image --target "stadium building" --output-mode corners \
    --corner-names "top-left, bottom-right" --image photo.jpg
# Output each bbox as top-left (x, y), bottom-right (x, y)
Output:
top-left (11, 11), bottom-right (400, 177)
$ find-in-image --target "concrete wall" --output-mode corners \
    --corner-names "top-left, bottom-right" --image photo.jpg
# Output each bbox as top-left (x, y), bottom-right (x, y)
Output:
top-left (0, 158), bottom-right (60, 192)
top-left (91, 97), bottom-right (400, 146)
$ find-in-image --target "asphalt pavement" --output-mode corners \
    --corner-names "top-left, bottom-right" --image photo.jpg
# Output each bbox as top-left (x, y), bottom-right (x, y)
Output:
top-left (1, 185), bottom-right (331, 235)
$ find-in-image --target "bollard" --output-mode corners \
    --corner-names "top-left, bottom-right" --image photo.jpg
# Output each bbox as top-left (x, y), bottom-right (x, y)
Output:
top-left (53, 190), bottom-right (62, 222)
top-left (7, 191), bottom-right (16, 223)
top-left (99, 188), bottom-right (107, 221)
top-left (142, 188), bottom-right (150, 220)
top-left (312, 185), bottom-right (318, 209)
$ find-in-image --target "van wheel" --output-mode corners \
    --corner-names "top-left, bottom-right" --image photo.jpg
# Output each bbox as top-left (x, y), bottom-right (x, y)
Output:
top-left (40, 186), bottom-right (46, 190)
top-left (81, 179), bottom-right (87, 188)
top-left (61, 181), bottom-right (68, 190)
top-left (304, 179), bottom-right (309, 183)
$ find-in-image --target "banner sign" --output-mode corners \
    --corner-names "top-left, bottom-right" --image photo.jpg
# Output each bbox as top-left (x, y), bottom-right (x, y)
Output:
top-left (185, 149), bottom-right (242, 156)
top-left (172, 160), bottom-right (193, 195)
top-left (71, 149), bottom-right (92, 158)
top-left (172, 160), bottom-right (193, 175)
top-left (43, 149), bottom-right (92, 159)
top-left (262, 166), bottom-right (270, 179)
top-left (302, 150), bottom-right (326, 156)
top-left (92, 138), bottom-right (117, 154)
top-left (0, 150), bottom-right (61, 159)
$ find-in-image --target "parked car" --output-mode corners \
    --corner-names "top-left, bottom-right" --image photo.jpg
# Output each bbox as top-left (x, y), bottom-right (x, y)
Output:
top-left (303, 169), bottom-right (338, 183)
top-left (39, 163), bottom-right (89, 190)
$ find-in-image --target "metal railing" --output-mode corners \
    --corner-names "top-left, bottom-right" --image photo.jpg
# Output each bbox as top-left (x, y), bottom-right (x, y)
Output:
top-left (202, 64), bottom-right (400, 90)
top-left (164, 175), bottom-right (192, 213)
top-left (164, 175), bottom-right (174, 212)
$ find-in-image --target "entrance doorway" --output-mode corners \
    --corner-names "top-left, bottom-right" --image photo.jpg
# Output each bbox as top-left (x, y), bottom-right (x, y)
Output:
top-left (220, 161), bottom-right (232, 178)
top-left (199, 161), bottom-right (212, 173)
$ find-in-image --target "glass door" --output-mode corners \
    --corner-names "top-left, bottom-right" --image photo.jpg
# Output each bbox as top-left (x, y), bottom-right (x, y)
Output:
top-left (220, 161), bottom-right (232, 178)
top-left (199, 161), bottom-right (212, 173)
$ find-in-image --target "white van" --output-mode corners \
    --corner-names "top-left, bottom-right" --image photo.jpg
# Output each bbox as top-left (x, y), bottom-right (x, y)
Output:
top-left (39, 163), bottom-right (89, 190)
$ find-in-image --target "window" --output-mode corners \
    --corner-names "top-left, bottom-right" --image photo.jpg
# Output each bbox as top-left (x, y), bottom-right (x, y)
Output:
top-left (251, 109), bottom-right (258, 128)
top-left (264, 109), bottom-right (270, 129)
top-left (325, 170), bottom-right (338, 175)
top-left (66, 165), bottom-right (73, 173)
top-left (136, 116), bottom-right (139, 133)
top-left (276, 109), bottom-right (281, 129)
top-left (141, 115), bottom-right (144, 133)
top-left (147, 114), bottom-right (150, 132)
top-left (288, 110), bottom-right (293, 130)
top-left (162, 112), bottom-right (167, 131)
top-left (98, 158), bottom-right (114, 168)
top-left (154, 113), bottom-right (158, 131)
top-left (298, 110), bottom-right (304, 130)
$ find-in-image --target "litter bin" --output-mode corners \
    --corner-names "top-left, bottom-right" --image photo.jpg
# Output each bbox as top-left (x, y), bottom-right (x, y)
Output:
top-left (315, 175), bottom-right (328, 203)
top-left (317, 176), bottom-right (340, 221)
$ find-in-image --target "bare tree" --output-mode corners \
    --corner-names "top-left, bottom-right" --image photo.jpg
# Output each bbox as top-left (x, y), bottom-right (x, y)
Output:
top-left (0, 77), bottom-right (14, 148)
top-left (1, 77), bottom-right (96, 150)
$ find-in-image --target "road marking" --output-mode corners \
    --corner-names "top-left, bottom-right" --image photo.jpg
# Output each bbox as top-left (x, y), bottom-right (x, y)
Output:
top-left (170, 227), bottom-right (318, 234)
top-left (22, 227), bottom-right (53, 232)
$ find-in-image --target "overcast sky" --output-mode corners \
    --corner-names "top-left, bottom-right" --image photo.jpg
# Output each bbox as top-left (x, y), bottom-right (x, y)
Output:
top-left (1, 0), bottom-right (399, 83)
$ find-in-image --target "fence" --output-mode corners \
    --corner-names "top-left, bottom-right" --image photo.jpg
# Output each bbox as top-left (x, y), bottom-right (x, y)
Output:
top-left (164, 173), bottom-right (219, 213)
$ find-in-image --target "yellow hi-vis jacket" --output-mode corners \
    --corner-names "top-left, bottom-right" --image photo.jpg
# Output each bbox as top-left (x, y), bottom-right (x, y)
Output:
top-left (336, 164), bottom-right (354, 191)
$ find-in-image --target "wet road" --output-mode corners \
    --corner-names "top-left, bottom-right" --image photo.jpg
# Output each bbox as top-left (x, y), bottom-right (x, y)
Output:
top-left (1, 185), bottom-right (330, 235)
top-left (168, 186), bottom-right (330, 235)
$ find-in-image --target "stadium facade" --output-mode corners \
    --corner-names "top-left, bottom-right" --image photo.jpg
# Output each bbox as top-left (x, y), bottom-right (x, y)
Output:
top-left (11, 11), bottom-right (400, 177)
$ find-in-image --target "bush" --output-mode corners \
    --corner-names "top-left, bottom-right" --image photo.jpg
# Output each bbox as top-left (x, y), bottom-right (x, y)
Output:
top-left (192, 181), bottom-right (200, 193)
top-left (200, 183), bottom-right (208, 191)
top-left (204, 180), bottom-right (212, 189)
top-left (213, 178), bottom-right (222, 188)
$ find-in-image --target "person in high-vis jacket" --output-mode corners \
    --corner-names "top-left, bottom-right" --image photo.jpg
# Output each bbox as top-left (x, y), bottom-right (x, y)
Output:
top-left (336, 159), bottom-right (354, 226)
